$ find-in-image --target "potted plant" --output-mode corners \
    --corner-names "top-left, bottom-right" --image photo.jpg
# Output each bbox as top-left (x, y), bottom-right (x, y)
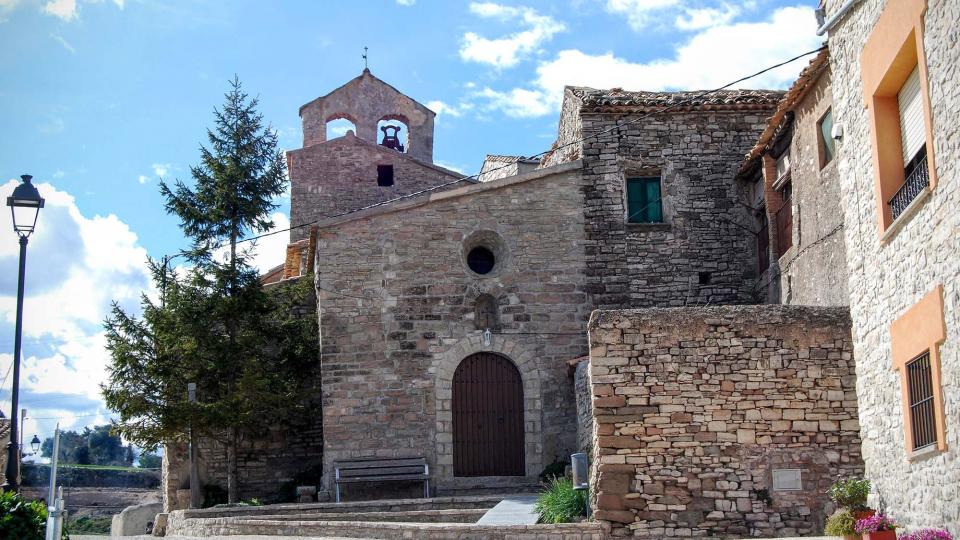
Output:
top-left (901, 528), bottom-right (954, 540)
top-left (825, 508), bottom-right (858, 540)
top-left (854, 513), bottom-right (898, 540)
top-left (828, 477), bottom-right (873, 518)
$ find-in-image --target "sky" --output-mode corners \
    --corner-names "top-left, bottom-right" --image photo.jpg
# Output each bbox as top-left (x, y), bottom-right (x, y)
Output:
top-left (0, 0), bottom-right (824, 454)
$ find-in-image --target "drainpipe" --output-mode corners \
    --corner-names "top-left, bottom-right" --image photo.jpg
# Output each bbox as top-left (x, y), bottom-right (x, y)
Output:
top-left (816, 0), bottom-right (862, 36)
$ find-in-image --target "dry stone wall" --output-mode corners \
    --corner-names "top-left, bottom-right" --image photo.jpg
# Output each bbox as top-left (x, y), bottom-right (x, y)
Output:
top-left (827, 0), bottom-right (960, 530)
top-left (579, 109), bottom-right (773, 309)
top-left (588, 305), bottom-right (863, 538)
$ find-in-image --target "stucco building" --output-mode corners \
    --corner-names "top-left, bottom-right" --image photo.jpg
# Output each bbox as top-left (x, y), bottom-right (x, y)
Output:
top-left (818, 0), bottom-right (958, 531)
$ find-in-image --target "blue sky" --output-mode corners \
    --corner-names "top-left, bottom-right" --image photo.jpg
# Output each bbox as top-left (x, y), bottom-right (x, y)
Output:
top-left (0, 0), bottom-right (822, 451)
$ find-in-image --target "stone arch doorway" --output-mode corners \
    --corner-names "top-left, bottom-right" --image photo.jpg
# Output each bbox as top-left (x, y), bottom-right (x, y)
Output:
top-left (452, 352), bottom-right (525, 476)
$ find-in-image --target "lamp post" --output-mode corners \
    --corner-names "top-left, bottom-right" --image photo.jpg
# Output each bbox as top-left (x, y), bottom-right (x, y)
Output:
top-left (3, 174), bottom-right (44, 493)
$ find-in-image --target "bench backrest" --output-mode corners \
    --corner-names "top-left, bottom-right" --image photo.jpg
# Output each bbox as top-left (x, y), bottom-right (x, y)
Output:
top-left (334, 457), bottom-right (428, 480)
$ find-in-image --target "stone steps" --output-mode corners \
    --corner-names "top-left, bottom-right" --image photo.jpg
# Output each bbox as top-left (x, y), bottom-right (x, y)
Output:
top-left (181, 494), bottom-right (507, 520)
top-left (223, 508), bottom-right (488, 524)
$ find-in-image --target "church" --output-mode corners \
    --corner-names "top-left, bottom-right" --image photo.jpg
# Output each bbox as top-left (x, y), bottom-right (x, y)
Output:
top-left (166, 67), bottom-right (819, 502)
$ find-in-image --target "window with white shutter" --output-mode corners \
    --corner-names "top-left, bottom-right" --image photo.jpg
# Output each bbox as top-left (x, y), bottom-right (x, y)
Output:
top-left (898, 66), bottom-right (925, 166)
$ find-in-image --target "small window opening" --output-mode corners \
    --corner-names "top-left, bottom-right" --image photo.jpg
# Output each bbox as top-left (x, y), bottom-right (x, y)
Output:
top-left (906, 351), bottom-right (937, 451)
top-left (698, 272), bottom-right (712, 285)
top-left (377, 165), bottom-right (394, 187)
top-left (326, 117), bottom-right (356, 139)
top-left (626, 176), bottom-right (663, 223)
top-left (474, 294), bottom-right (500, 331)
top-left (467, 246), bottom-right (495, 275)
top-left (377, 118), bottom-right (408, 153)
top-left (818, 109), bottom-right (835, 168)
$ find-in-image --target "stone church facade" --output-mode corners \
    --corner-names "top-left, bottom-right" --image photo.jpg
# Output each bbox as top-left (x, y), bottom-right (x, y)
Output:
top-left (165, 63), bottom-right (870, 533)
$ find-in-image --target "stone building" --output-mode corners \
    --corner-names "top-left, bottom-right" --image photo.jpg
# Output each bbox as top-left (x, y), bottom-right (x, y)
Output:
top-left (818, 0), bottom-right (958, 531)
top-left (163, 57), bottom-right (877, 539)
top-left (738, 48), bottom-right (849, 306)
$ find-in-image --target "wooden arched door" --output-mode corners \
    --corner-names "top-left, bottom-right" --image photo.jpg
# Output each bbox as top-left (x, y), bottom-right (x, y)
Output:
top-left (452, 352), bottom-right (525, 476)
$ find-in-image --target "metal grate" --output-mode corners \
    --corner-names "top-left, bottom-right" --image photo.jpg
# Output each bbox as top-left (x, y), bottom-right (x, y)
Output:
top-left (889, 148), bottom-right (929, 221)
top-left (906, 352), bottom-right (937, 451)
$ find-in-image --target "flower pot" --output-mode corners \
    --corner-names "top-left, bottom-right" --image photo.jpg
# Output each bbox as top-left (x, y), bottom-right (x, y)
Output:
top-left (863, 531), bottom-right (897, 540)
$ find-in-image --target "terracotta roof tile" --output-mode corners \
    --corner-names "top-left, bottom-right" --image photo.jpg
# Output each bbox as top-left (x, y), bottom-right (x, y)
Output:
top-left (569, 86), bottom-right (785, 112)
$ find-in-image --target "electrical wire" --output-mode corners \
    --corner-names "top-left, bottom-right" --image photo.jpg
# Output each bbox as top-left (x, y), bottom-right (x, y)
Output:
top-left (164, 45), bottom-right (826, 255)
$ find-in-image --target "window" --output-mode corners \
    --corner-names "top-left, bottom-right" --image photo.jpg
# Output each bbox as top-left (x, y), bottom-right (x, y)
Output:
top-left (474, 294), bottom-right (499, 331)
top-left (756, 207), bottom-right (770, 273)
top-left (377, 165), bottom-right (394, 187)
top-left (818, 109), bottom-right (835, 168)
top-left (626, 176), bottom-right (663, 223)
top-left (906, 352), bottom-right (937, 451)
top-left (775, 150), bottom-right (791, 185)
top-left (890, 285), bottom-right (947, 458)
top-left (772, 469), bottom-right (802, 491)
top-left (775, 182), bottom-right (793, 256)
top-left (859, 0), bottom-right (937, 233)
top-left (467, 246), bottom-right (495, 275)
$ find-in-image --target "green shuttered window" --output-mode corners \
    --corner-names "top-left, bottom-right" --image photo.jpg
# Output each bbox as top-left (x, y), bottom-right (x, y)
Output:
top-left (626, 177), bottom-right (663, 223)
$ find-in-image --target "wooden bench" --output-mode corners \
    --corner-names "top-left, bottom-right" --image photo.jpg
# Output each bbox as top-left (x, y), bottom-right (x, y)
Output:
top-left (333, 457), bottom-right (430, 503)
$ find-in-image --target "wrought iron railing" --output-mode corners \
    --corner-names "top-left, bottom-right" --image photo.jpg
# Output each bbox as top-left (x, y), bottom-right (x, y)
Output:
top-left (889, 156), bottom-right (929, 221)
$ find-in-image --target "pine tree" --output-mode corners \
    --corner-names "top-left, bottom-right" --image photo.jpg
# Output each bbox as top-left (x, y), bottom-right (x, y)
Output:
top-left (103, 78), bottom-right (316, 504)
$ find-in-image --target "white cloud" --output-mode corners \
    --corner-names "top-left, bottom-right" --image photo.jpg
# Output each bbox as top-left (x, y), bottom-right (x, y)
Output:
top-left (434, 160), bottom-right (467, 174)
top-left (151, 163), bottom-right (170, 177)
top-left (426, 100), bottom-right (463, 118)
top-left (604, 0), bottom-right (678, 31)
top-left (52, 170), bottom-right (65, 179)
top-left (675, 4), bottom-right (740, 30)
top-left (0, 0), bottom-right (21, 22)
top-left (50, 33), bottom-right (76, 53)
top-left (396, 0), bottom-right (414, 5)
top-left (43, 0), bottom-right (77, 21)
top-left (460, 3), bottom-right (566, 69)
top-left (477, 6), bottom-right (820, 118)
top-left (137, 174), bottom-right (149, 184)
top-left (0, 180), bottom-right (151, 438)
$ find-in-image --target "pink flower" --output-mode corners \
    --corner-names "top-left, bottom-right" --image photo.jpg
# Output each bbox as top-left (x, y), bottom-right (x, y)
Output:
top-left (855, 513), bottom-right (898, 534)
top-left (900, 528), bottom-right (954, 540)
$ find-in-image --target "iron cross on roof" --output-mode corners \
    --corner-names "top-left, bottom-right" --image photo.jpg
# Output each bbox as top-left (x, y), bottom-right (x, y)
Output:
top-left (362, 46), bottom-right (368, 70)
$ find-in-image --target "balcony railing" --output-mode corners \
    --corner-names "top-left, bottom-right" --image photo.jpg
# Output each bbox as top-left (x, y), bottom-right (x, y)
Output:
top-left (889, 155), bottom-right (929, 221)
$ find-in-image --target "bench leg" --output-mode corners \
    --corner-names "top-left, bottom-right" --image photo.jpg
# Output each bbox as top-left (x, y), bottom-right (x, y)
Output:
top-left (424, 479), bottom-right (430, 499)
top-left (335, 483), bottom-right (341, 503)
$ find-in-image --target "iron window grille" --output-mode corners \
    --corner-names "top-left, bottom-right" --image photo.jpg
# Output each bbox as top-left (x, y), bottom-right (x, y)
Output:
top-left (906, 351), bottom-right (937, 451)
top-left (889, 145), bottom-right (929, 221)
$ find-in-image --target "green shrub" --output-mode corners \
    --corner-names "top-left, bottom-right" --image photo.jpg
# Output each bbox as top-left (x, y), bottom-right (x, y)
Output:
top-left (538, 459), bottom-right (569, 482)
top-left (535, 477), bottom-right (588, 524)
top-left (825, 508), bottom-right (857, 536)
top-left (828, 477), bottom-right (871, 510)
top-left (66, 515), bottom-right (111, 534)
top-left (0, 491), bottom-right (68, 540)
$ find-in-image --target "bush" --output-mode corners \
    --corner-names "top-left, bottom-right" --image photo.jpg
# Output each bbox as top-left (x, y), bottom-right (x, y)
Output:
top-left (901, 528), bottom-right (954, 540)
top-left (828, 477), bottom-right (871, 510)
top-left (66, 515), bottom-right (111, 534)
top-left (535, 477), bottom-right (588, 524)
top-left (854, 513), bottom-right (897, 534)
top-left (825, 508), bottom-right (857, 536)
top-left (0, 491), bottom-right (68, 540)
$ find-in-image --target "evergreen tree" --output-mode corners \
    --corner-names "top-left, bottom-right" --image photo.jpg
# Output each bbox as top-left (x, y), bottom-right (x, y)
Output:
top-left (103, 77), bottom-right (316, 503)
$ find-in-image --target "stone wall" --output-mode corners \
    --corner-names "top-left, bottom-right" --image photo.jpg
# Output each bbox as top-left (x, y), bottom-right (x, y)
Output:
top-left (287, 132), bottom-right (461, 241)
top-left (756, 67), bottom-right (849, 306)
top-left (827, 0), bottom-right (960, 531)
top-left (579, 109), bottom-right (774, 309)
top-left (314, 162), bottom-right (591, 495)
top-left (574, 359), bottom-right (594, 455)
top-left (588, 305), bottom-right (863, 538)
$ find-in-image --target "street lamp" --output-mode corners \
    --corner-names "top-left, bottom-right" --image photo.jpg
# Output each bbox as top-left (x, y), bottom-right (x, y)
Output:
top-left (3, 174), bottom-right (44, 493)
top-left (30, 435), bottom-right (41, 455)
